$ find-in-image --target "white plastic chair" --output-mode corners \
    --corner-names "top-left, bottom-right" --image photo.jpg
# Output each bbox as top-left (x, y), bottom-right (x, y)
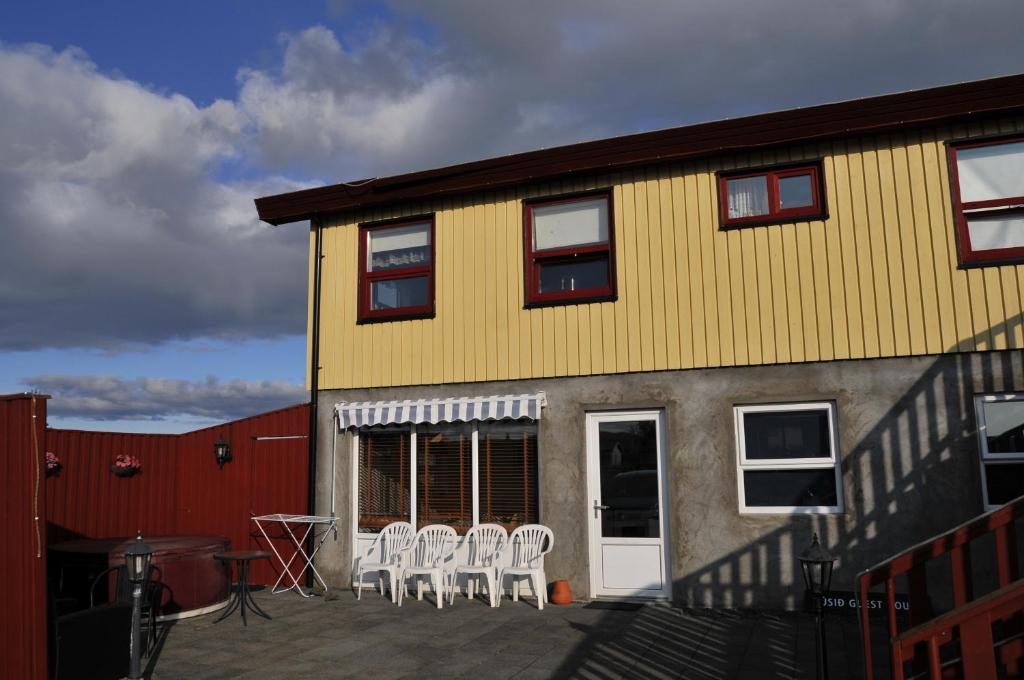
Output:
top-left (397, 524), bottom-right (458, 609)
top-left (354, 521), bottom-right (414, 603)
top-left (499, 524), bottom-right (554, 610)
top-left (448, 523), bottom-right (507, 607)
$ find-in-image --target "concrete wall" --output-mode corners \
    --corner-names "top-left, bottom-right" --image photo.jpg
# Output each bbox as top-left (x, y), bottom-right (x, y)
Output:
top-left (312, 350), bottom-right (1024, 609)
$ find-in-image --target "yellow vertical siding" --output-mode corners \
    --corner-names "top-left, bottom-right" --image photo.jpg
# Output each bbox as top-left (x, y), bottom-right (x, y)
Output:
top-left (311, 118), bottom-right (1024, 390)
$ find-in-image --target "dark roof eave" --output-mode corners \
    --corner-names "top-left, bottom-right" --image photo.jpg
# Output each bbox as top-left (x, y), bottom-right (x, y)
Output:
top-left (255, 73), bottom-right (1024, 226)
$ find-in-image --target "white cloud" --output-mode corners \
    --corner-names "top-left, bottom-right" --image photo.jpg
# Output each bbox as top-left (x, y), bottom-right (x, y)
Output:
top-left (236, 26), bottom-right (476, 176)
top-left (2, 1), bottom-right (1024, 353)
top-left (25, 373), bottom-right (307, 421)
top-left (233, 1), bottom-right (1024, 181)
top-left (0, 43), bottom-right (310, 350)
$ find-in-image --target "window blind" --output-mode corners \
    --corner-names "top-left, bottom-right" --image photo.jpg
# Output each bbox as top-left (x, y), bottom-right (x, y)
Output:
top-left (532, 198), bottom-right (608, 250)
top-left (956, 141), bottom-right (1024, 203)
top-left (478, 422), bottom-right (538, 530)
top-left (417, 424), bottom-right (473, 533)
top-left (358, 429), bottom-right (410, 532)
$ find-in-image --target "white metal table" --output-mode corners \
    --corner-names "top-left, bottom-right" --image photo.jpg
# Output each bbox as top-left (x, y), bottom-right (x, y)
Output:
top-left (251, 514), bottom-right (337, 597)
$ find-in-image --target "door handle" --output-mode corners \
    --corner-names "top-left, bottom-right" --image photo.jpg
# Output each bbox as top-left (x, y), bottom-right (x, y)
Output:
top-left (593, 501), bottom-right (610, 518)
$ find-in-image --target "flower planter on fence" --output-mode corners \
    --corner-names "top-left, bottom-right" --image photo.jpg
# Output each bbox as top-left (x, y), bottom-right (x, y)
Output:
top-left (111, 454), bottom-right (142, 478)
top-left (46, 452), bottom-right (62, 478)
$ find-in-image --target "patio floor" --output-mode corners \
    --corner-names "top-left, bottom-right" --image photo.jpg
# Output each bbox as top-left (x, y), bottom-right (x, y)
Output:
top-left (148, 588), bottom-right (887, 679)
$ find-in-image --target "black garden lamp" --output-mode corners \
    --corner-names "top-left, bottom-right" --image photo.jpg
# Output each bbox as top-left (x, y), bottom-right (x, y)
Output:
top-left (799, 532), bottom-right (836, 597)
top-left (798, 533), bottom-right (837, 680)
top-left (214, 436), bottom-right (232, 468)
top-left (124, 531), bottom-right (153, 680)
top-left (125, 531), bottom-right (153, 584)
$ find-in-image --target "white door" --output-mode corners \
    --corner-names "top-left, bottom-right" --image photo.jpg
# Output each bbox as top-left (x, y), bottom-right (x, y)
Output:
top-left (586, 410), bottom-right (670, 598)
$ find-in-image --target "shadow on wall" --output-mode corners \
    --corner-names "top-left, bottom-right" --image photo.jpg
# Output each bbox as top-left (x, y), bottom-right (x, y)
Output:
top-left (553, 316), bottom-right (1024, 679)
top-left (679, 341), bottom-right (1024, 612)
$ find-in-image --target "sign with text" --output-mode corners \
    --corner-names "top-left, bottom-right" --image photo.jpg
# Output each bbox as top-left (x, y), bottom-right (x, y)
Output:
top-left (821, 590), bottom-right (910, 612)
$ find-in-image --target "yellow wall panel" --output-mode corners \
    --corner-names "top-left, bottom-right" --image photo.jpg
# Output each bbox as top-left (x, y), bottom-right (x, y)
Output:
top-left (635, 174), bottom-right (660, 371)
top-left (311, 118), bottom-right (1024, 390)
top-left (795, 221), bottom-right (818, 362)
top-left (619, 180), bottom-right (642, 372)
top-left (832, 145), bottom-right (867, 359)
top-left (645, 170), bottom-right (669, 371)
top-left (873, 141), bottom-right (910, 357)
top-left (738, 228), bottom-right (761, 365)
top-left (861, 143), bottom-right (895, 357)
top-left (657, 170), bottom-right (682, 370)
top-left (751, 226), bottom-right (776, 364)
top-left (820, 156), bottom-right (848, 361)
top-left (847, 141), bottom-right (882, 358)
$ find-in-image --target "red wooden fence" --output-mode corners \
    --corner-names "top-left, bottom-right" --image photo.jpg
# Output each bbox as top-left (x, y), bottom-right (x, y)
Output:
top-left (858, 493), bottom-right (1024, 679)
top-left (0, 394), bottom-right (49, 680)
top-left (45, 403), bottom-right (309, 585)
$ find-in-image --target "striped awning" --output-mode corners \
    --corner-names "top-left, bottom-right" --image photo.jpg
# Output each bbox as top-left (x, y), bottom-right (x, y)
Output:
top-left (334, 393), bottom-right (546, 430)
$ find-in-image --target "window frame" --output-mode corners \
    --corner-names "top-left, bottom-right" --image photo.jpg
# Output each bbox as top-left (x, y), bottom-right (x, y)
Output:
top-left (734, 401), bottom-right (844, 515)
top-left (355, 426), bottom-right (412, 531)
top-left (351, 420), bottom-right (540, 535)
top-left (357, 215), bottom-right (436, 323)
top-left (522, 189), bottom-right (617, 308)
top-left (717, 161), bottom-right (828, 229)
top-left (974, 393), bottom-right (1024, 510)
top-left (947, 135), bottom-right (1024, 268)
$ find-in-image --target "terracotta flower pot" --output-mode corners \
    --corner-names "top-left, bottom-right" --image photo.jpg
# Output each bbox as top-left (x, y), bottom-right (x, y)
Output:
top-left (550, 579), bottom-right (573, 605)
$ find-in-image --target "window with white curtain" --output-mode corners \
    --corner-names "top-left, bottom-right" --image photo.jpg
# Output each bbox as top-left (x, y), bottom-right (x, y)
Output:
top-left (358, 217), bottom-right (434, 322)
top-left (726, 176), bottom-right (770, 219)
top-left (718, 163), bottom-right (826, 228)
top-left (949, 137), bottom-right (1024, 266)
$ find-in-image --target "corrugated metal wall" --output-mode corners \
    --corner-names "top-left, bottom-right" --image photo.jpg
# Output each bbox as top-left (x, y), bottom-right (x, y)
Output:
top-left (311, 115), bottom-right (1024, 390)
top-left (45, 403), bottom-right (309, 586)
top-left (176, 405), bottom-right (309, 584)
top-left (45, 430), bottom-right (180, 544)
top-left (0, 395), bottom-right (49, 680)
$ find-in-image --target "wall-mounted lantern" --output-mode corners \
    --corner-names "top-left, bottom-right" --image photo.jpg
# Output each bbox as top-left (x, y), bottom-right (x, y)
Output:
top-left (214, 437), bottom-right (232, 469)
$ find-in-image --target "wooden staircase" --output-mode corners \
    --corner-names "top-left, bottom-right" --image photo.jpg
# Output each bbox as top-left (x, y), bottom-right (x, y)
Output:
top-left (858, 494), bottom-right (1024, 679)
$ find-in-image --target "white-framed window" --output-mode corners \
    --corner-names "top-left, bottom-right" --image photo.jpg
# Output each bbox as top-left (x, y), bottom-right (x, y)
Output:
top-left (734, 402), bottom-right (843, 514)
top-left (354, 420), bottom-right (539, 534)
top-left (974, 394), bottom-right (1024, 510)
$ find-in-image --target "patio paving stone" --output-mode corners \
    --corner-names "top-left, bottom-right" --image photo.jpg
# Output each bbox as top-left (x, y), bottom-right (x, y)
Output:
top-left (148, 587), bottom-right (881, 679)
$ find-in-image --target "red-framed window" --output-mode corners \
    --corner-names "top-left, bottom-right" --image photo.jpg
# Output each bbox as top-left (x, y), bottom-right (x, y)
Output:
top-left (948, 135), bottom-right (1024, 267)
top-left (357, 215), bottom-right (435, 323)
top-left (523, 190), bottom-right (616, 307)
top-left (717, 162), bottom-right (826, 229)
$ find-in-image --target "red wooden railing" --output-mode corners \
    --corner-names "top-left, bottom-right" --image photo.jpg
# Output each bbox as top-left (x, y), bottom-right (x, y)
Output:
top-left (858, 494), bottom-right (1024, 679)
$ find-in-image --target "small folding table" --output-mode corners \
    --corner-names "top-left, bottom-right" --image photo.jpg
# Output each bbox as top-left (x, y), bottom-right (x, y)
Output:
top-left (251, 514), bottom-right (337, 598)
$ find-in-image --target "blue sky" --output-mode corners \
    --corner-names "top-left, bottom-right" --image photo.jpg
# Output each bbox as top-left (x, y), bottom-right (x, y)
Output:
top-left (0, 1), bottom-right (396, 106)
top-left (2, 0), bottom-right (1023, 433)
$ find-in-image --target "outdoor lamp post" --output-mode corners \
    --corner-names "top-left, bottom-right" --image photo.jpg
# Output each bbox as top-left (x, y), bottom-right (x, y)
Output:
top-left (799, 533), bottom-right (837, 680)
top-left (125, 531), bottom-right (153, 680)
top-left (214, 436), bottom-right (232, 468)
